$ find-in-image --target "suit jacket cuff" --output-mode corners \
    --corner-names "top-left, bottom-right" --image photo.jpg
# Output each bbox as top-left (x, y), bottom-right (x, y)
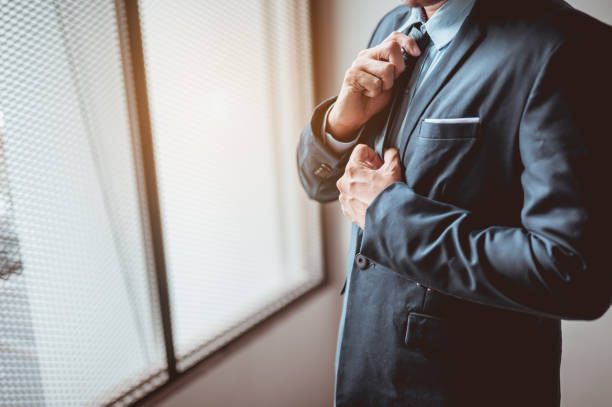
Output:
top-left (302, 96), bottom-right (354, 169)
top-left (322, 102), bottom-right (362, 154)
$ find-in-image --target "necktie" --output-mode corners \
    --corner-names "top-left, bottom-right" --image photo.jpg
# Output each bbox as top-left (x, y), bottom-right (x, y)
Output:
top-left (404, 22), bottom-right (431, 73)
top-left (374, 21), bottom-right (431, 155)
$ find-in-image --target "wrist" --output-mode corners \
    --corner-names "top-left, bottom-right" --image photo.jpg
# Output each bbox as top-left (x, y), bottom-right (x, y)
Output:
top-left (327, 107), bottom-right (363, 141)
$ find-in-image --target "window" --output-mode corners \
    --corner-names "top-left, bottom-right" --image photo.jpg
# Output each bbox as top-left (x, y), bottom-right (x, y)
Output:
top-left (0, 0), bottom-right (321, 405)
top-left (138, 0), bottom-right (321, 370)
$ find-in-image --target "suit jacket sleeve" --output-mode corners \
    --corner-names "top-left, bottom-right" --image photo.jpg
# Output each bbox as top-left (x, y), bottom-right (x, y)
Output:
top-left (296, 96), bottom-right (356, 202)
top-left (360, 37), bottom-right (612, 320)
top-left (295, 6), bottom-right (404, 203)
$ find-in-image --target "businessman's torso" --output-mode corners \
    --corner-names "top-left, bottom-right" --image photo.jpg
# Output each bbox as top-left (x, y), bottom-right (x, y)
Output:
top-left (336, 1), bottom-right (609, 406)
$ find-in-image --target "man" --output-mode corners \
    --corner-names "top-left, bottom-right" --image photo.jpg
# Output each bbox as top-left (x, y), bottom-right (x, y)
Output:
top-left (297, 0), bottom-right (612, 406)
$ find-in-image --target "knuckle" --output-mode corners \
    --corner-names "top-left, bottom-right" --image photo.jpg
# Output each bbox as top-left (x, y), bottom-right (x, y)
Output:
top-left (358, 49), bottom-right (368, 58)
top-left (352, 56), bottom-right (366, 68)
top-left (351, 147), bottom-right (366, 160)
top-left (383, 63), bottom-right (395, 76)
top-left (353, 144), bottom-right (366, 154)
top-left (339, 197), bottom-right (348, 212)
top-left (386, 39), bottom-right (400, 51)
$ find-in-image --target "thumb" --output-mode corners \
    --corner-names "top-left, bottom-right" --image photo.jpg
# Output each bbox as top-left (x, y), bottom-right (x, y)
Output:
top-left (395, 35), bottom-right (421, 58)
top-left (350, 144), bottom-right (383, 169)
top-left (382, 148), bottom-right (400, 168)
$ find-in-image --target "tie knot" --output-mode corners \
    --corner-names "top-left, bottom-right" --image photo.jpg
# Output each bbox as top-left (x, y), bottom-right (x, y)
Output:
top-left (408, 22), bottom-right (431, 51)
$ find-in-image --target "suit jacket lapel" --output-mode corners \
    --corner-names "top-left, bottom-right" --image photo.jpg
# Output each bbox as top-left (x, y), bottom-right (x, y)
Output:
top-left (399, 13), bottom-right (485, 158)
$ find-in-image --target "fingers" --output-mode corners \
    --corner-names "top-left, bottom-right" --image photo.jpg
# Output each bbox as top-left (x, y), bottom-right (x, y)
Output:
top-left (358, 59), bottom-right (395, 91)
top-left (350, 144), bottom-right (375, 163)
top-left (392, 34), bottom-right (421, 58)
top-left (382, 148), bottom-right (400, 167)
top-left (337, 148), bottom-right (376, 198)
top-left (349, 144), bottom-right (382, 169)
top-left (367, 32), bottom-right (421, 68)
top-left (338, 192), bottom-right (366, 228)
top-left (345, 68), bottom-right (384, 98)
top-left (386, 39), bottom-right (406, 79)
top-left (382, 148), bottom-right (403, 182)
top-left (367, 38), bottom-right (405, 78)
top-left (345, 32), bottom-right (423, 101)
top-left (362, 39), bottom-right (404, 78)
top-left (338, 146), bottom-right (402, 229)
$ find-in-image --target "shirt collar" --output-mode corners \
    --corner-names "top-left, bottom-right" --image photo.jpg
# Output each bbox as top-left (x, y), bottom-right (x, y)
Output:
top-left (397, 0), bottom-right (476, 51)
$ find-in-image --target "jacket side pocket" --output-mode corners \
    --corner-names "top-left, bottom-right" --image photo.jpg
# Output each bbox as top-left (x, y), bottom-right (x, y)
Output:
top-left (405, 312), bottom-right (449, 353)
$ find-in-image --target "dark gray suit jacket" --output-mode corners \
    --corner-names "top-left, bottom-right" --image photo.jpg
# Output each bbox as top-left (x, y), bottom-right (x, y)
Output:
top-left (297, 1), bottom-right (612, 406)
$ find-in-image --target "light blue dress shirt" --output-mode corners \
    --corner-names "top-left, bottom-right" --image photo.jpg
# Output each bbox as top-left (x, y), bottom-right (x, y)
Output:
top-left (332, 0), bottom-right (476, 402)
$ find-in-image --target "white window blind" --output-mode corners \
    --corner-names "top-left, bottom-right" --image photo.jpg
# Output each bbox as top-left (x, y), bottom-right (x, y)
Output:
top-left (138, 0), bottom-right (323, 370)
top-left (0, 0), bottom-right (321, 404)
top-left (0, 1), bottom-right (166, 406)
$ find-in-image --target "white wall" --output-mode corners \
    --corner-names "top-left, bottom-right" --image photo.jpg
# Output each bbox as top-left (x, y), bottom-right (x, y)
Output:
top-left (147, 1), bottom-right (612, 406)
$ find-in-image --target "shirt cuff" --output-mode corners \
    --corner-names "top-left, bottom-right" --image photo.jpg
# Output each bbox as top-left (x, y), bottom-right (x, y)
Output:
top-left (322, 103), bottom-right (362, 155)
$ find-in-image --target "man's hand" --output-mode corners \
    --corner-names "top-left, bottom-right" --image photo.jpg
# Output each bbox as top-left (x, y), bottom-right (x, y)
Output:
top-left (337, 145), bottom-right (403, 229)
top-left (327, 32), bottom-right (422, 140)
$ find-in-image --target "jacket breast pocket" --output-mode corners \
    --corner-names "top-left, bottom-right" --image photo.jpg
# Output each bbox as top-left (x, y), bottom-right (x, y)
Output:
top-left (419, 117), bottom-right (480, 139)
top-left (403, 118), bottom-right (480, 200)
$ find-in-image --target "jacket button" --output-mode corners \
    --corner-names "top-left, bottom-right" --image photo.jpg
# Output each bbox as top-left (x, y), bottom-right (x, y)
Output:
top-left (355, 254), bottom-right (370, 270)
top-left (313, 163), bottom-right (332, 179)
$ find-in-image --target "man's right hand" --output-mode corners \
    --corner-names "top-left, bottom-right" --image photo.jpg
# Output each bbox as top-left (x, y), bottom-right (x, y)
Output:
top-left (327, 32), bottom-right (423, 140)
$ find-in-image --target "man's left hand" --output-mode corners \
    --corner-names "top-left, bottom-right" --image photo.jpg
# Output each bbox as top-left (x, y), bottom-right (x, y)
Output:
top-left (337, 144), bottom-right (403, 229)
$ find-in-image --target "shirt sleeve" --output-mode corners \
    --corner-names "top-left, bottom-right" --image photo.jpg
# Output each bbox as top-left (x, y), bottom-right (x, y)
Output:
top-left (322, 102), bottom-right (362, 155)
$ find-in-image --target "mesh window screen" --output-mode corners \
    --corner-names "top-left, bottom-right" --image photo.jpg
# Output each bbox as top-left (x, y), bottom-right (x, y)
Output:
top-left (138, 0), bottom-right (323, 370)
top-left (1, 0), bottom-right (322, 403)
top-left (0, 1), bottom-right (166, 405)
